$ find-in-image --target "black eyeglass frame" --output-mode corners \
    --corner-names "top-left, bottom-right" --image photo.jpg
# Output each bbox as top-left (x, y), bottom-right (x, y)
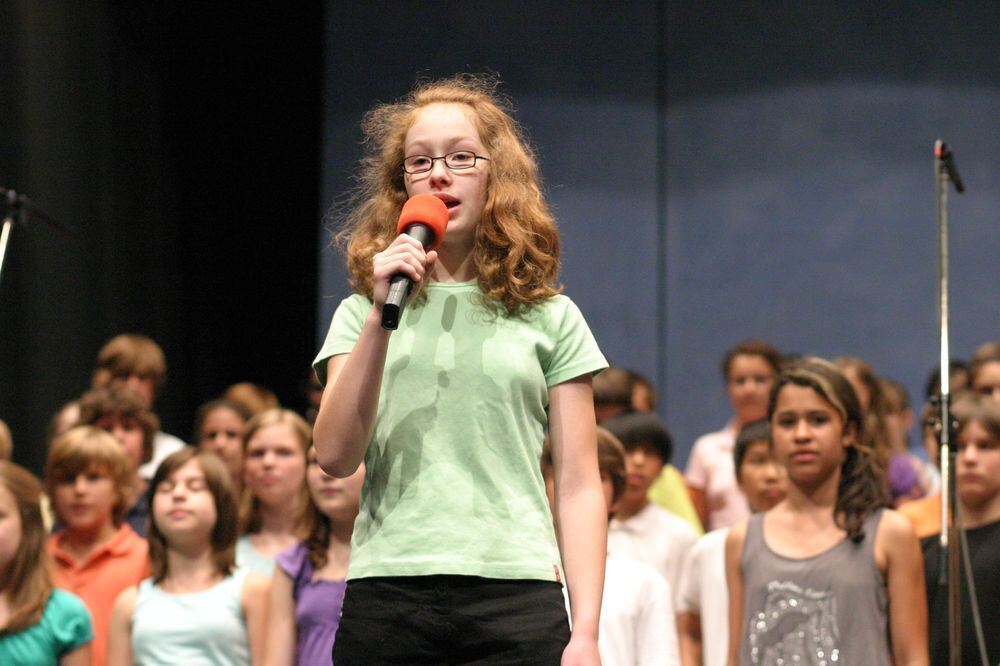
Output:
top-left (402, 151), bottom-right (491, 174)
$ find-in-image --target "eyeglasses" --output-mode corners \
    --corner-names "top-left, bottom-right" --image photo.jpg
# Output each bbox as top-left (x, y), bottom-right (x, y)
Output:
top-left (402, 151), bottom-right (490, 174)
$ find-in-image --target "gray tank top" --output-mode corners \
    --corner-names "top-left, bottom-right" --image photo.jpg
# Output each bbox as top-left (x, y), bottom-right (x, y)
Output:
top-left (738, 509), bottom-right (889, 666)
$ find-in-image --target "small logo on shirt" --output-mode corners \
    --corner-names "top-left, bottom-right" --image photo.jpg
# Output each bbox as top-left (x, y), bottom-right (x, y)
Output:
top-left (553, 564), bottom-right (562, 583)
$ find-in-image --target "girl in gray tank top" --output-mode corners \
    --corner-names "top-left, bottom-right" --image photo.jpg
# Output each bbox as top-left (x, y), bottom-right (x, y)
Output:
top-left (739, 509), bottom-right (888, 665)
top-left (726, 358), bottom-right (929, 666)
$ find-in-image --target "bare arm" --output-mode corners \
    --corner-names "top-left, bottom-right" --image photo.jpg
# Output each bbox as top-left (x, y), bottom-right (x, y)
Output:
top-left (263, 568), bottom-right (296, 666)
top-left (549, 375), bottom-right (605, 666)
top-left (677, 612), bottom-right (703, 666)
top-left (59, 643), bottom-right (91, 666)
top-left (242, 571), bottom-right (272, 666)
top-left (106, 586), bottom-right (138, 666)
top-left (724, 521), bottom-right (748, 666)
top-left (688, 485), bottom-right (709, 531)
top-left (877, 510), bottom-right (930, 666)
top-left (312, 235), bottom-right (436, 477)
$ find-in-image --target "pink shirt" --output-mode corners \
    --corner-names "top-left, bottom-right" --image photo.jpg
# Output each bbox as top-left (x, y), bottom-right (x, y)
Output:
top-left (684, 422), bottom-right (749, 530)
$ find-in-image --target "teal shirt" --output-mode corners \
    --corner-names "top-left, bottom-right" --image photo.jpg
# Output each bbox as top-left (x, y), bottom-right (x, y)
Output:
top-left (0, 589), bottom-right (93, 665)
top-left (314, 282), bottom-right (607, 581)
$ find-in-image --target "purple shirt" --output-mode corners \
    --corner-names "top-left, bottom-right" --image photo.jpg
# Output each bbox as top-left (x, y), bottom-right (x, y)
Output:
top-left (275, 543), bottom-right (347, 666)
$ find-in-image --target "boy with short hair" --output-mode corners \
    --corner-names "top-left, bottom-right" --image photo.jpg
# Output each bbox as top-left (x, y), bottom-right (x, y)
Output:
top-left (46, 426), bottom-right (150, 666)
top-left (77, 386), bottom-right (159, 537)
top-left (603, 411), bottom-right (699, 594)
top-left (922, 392), bottom-right (1000, 664)
top-left (542, 428), bottom-right (679, 666)
top-left (91, 333), bottom-right (186, 478)
top-left (675, 419), bottom-right (786, 666)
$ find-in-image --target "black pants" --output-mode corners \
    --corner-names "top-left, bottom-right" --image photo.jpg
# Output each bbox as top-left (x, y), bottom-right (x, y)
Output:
top-left (332, 575), bottom-right (570, 665)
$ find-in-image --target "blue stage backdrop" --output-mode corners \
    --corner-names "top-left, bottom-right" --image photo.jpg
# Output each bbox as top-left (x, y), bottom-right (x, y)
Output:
top-left (318, 2), bottom-right (1000, 466)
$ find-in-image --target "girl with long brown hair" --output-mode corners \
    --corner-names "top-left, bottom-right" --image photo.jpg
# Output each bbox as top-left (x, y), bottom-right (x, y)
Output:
top-left (313, 74), bottom-right (608, 664)
top-left (0, 460), bottom-right (92, 665)
top-left (106, 449), bottom-right (269, 665)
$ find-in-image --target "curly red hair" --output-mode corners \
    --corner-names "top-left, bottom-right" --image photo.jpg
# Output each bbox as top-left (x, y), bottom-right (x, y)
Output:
top-left (334, 74), bottom-right (562, 314)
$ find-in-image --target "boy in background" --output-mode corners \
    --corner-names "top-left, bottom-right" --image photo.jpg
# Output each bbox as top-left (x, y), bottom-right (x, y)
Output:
top-left (46, 426), bottom-right (150, 666)
top-left (91, 333), bottom-right (186, 478)
top-left (922, 393), bottom-right (1000, 664)
top-left (594, 368), bottom-right (702, 535)
top-left (603, 411), bottom-right (699, 594)
top-left (675, 419), bottom-right (786, 666)
top-left (77, 386), bottom-right (159, 536)
top-left (542, 428), bottom-right (679, 666)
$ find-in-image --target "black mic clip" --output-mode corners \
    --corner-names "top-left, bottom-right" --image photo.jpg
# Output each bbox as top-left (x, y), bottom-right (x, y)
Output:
top-left (935, 141), bottom-right (966, 194)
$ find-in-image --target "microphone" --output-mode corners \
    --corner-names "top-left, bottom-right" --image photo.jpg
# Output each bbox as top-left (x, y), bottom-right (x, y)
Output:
top-left (934, 141), bottom-right (965, 193)
top-left (381, 194), bottom-right (449, 330)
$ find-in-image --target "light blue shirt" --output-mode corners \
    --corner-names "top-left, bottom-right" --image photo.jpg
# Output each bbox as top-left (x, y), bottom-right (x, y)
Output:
top-left (131, 568), bottom-right (251, 665)
top-left (235, 535), bottom-right (276, 575)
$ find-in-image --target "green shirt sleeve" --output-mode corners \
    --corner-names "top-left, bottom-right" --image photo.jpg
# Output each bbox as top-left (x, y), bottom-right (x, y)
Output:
top-left (540, 295), bottom-right (608, 387)
top-left (312, 294), bottom-right (372, 386)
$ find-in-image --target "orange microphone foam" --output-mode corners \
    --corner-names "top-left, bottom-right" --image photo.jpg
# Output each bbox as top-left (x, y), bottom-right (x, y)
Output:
top-left (396, 194), bottom-right (449, 251)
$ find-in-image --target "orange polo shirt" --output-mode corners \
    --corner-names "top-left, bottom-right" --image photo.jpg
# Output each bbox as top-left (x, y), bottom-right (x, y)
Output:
top-left (47, 524), bottom-right (151, 666)
top-left (899, 492), bottom-right (942, 539)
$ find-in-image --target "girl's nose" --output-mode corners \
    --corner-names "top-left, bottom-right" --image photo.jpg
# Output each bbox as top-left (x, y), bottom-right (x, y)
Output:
top-left (427, 158), bottom-right (452, 187)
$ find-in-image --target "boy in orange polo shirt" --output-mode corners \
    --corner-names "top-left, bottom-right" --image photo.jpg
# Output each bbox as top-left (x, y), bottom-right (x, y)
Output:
top-left (46, 426), bottom-right (150, 666)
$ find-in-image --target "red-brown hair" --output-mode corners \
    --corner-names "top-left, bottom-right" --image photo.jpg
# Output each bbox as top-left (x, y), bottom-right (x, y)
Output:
top-left (0, 461), bottom-right (53, 633)
top-left (46, 426), bottom-right (134, 527)
top-left (336, 73), bottom-right (562, 315)
top-left (91, 333), bottom-right (167, 392)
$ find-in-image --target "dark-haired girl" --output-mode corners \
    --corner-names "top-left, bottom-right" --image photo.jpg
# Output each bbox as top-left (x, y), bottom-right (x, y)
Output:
top-left (725, 358), bottom-right (928, 665)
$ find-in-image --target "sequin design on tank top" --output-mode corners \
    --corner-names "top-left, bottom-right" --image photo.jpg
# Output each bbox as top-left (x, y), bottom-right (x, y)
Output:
top-left (748, 580), bottom-right (840, 665)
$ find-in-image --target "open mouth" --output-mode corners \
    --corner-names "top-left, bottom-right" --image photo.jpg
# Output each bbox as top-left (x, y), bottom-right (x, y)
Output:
top-left (434, 194), bottom-right (459, 209)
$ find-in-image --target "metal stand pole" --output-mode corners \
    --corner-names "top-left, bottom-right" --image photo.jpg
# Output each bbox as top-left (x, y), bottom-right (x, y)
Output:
top-left (0, 188), bottom-right (71, 291)
top-left (934, 139), bottom-right (963, 666)
top-left (0, 215), bottom-right (14, 289)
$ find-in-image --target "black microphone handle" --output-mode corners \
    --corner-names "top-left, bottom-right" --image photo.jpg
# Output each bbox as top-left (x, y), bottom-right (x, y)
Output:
top-left (380, 223), bottom-right (434, 330)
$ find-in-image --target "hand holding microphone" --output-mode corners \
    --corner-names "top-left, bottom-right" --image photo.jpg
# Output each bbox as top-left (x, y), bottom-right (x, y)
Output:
top-left (376, 194), bottom-right (449, 330)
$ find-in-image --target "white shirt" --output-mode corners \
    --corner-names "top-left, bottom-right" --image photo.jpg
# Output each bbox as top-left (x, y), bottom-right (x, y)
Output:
top-left (139, 431), bottom-right (187, 480)
top-left (600, 554), bottom-right (679, 666)
top-left (675, 527), bottom-right (729, 666)
top-left (608, 502), bottom-right (699, 594)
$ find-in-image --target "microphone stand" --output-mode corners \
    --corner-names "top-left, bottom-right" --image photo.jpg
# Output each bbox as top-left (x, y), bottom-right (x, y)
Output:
top-left (933, 140), bottom-right (964, 666)
top-left (0, 188), bottom-right (70, 290)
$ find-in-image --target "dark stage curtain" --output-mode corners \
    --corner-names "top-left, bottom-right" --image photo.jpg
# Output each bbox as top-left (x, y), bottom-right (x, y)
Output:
top-left (0, 2), bottom-right (322, 473)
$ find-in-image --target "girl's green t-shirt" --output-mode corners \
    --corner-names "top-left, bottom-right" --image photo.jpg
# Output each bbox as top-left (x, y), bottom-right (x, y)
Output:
top-left (314, 282), bottom-right (607, 581)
